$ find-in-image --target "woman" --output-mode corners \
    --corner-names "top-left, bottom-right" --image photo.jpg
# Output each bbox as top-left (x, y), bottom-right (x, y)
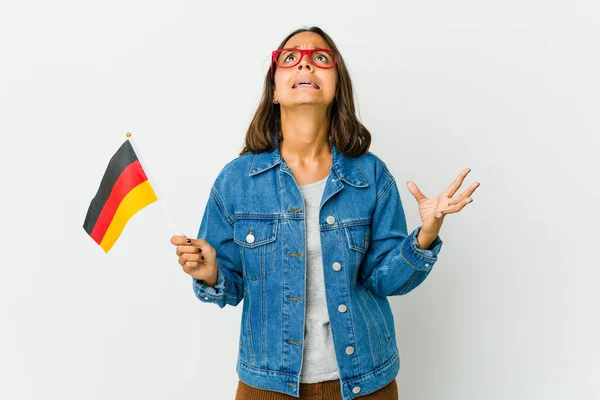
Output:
top-left (171, 26), bottom-right (479, 400)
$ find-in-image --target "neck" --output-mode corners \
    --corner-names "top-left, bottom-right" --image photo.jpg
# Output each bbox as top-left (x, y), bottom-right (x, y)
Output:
top-left (279, 106), bottom-right (332, 165)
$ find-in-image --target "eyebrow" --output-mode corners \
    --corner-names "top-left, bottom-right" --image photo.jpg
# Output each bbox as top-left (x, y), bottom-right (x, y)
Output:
top-left (291, 45), bottom-right (323, 49)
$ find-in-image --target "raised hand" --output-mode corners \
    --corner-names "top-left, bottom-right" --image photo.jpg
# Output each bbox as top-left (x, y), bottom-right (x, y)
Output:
top-left (407, 168), bottom-right (480, 240)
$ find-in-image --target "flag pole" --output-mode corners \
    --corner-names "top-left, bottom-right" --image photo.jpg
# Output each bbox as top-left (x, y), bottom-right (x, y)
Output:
top-left (125, 132), bottom-right (181, 236)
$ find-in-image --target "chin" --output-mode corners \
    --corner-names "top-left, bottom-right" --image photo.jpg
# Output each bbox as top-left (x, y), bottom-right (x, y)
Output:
top-left (291, 96), bottom-right (331, 105)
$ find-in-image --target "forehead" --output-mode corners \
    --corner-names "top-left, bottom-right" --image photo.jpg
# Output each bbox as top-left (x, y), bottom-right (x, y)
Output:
top-left (283, 32), bottom-right (329, 49)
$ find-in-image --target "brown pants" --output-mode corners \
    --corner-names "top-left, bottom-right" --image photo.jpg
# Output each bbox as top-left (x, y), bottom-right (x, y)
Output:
top-left (235, 378), bottom-right (398, 399)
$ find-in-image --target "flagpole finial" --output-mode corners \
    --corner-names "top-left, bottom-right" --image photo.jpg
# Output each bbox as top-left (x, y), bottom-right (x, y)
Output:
top-left (126, 132), bottom-right (132, 138)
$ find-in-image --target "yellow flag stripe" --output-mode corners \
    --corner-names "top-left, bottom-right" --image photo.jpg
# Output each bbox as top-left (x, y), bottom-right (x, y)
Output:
top-left (99, 180), bottom-right (158, 252)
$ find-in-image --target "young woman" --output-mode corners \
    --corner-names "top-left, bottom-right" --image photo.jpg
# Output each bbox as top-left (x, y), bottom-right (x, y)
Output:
top-left (171, 26), bottom-right (479, 400)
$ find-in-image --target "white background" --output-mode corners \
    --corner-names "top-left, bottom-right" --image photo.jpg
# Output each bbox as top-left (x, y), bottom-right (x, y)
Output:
top-left (1, 0), bottom-right (598, 399)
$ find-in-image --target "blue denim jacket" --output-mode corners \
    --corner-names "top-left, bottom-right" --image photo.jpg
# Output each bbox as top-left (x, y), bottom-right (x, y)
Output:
top-left (192, 137), bottom-right (443, 399)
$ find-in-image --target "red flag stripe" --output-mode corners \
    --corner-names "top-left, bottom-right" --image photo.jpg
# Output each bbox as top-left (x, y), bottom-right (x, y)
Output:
top-left (90, 160), bottom-right (150, 244)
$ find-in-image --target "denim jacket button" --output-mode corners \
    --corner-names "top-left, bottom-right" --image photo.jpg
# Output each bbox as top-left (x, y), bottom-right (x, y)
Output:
top-left (338, 304), bottom-right (347, 313)
top-left (332, 262), bottom-right (341, 271)
top-left (352, 386), bottom-right (361, 394)
top-left (345, 346), bottom-right (354, 355)
top-left (246, 234), bottom-right (255, 244)
top-left (326, 216), bottom-right (336, 225)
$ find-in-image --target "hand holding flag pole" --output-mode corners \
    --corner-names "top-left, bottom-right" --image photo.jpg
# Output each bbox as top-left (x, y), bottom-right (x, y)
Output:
top-left (83, 132), bottom-right (181, 252)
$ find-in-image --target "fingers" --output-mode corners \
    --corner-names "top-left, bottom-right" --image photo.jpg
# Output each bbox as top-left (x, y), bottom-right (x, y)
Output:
top-left (439, 197), bottom-right (473, 216)
top-left (176, 248), bottom-right (210, 280)
top-left (445, 168), bottom-right (471, 198)
top-left (171, 235), bottom-right (198, 257)
top-left (189, 237), bottom-right (210, 249)
top-left (179, 251), bottom-right (205, 267)
top-left (171, 235), bottom-right (210, 249)
top-left (189, 238), bottom-right (215, 259)
top-left (170, 235), bottom-right (215, 282)
top-left (448, 182), bottom-right (480, 206)
top-left (407, 181), bottom-right (427, 202)
top-left (175, 245), bottom-right (201, 256)
top-left (170, 235), bottom-right (189, 245)
top-left (171, 236), bottom-right (212, 253)
top-left (182, 260), bottom-right (204, 277)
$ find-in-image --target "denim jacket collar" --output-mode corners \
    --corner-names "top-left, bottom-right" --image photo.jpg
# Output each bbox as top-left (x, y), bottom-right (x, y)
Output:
top-left (248, 136), bottom-right (369, 188)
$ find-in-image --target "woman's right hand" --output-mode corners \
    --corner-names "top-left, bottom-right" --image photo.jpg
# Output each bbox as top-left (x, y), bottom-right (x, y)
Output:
top-left (170, 235), bottom-right (219, 286)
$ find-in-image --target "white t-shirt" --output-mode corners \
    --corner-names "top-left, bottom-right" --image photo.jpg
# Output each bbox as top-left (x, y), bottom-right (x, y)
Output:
top-left (298, 175), bottom-right (340, 383)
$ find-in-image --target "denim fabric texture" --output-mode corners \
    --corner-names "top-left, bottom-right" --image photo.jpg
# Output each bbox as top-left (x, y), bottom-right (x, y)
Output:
top-left (192, 135), bottom-right (443, 399)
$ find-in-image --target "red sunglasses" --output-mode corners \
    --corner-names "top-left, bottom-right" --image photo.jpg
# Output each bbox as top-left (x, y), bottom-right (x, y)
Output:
top-left (270, 48), bottom-right (337, 78)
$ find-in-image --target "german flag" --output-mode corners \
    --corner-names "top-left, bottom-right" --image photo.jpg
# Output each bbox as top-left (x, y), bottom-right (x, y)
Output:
top-left (83, 139), bottom-right (158, 252)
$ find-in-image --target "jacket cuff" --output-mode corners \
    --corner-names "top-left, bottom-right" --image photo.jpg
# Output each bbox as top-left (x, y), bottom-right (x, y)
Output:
top-left (400, 226), bottom-right (443, 271)
top-left (192, 264), bottom-right (226, 302)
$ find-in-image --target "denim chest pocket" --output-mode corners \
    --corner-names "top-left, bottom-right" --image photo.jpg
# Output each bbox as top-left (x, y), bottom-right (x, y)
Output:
top-left (343, 222), bottom-right (371, 253)
top-left (233, 218), bottom-right (279, 281)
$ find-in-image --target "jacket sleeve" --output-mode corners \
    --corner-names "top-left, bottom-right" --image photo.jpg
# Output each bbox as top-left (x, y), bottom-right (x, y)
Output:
top-left (358, 165), bottom-right (443, 297)
top-left (192, 185), bottom-right (244, 308)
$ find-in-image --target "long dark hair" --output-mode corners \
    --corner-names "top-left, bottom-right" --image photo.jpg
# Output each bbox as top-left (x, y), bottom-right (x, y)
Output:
top-left (239, 26), bottom-right (371, 157)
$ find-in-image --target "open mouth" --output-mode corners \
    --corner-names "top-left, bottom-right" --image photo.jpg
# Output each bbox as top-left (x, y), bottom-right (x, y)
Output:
top-left (293, 82), bottom-right (320, 89)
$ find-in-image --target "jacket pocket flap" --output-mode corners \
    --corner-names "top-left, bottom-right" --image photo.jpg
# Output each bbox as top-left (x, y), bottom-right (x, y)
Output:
top-left (233, 218), bottom-right (278, 248)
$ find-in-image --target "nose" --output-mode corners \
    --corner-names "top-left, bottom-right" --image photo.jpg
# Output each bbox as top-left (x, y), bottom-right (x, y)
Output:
top-left (296, 53), bottom-right (313, 72)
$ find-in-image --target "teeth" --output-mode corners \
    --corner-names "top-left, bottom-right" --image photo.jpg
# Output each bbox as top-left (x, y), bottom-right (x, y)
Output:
top-left (295, 82), bottom-right (318, 88)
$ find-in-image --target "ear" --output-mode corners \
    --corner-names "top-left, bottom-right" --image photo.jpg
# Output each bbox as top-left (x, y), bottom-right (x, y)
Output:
top-left (273, 89), bottom-right (278, 104)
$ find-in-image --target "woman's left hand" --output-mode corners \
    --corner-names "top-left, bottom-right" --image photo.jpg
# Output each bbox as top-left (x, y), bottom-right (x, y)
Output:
top-left (407, 168), bottom-right (480, 239)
